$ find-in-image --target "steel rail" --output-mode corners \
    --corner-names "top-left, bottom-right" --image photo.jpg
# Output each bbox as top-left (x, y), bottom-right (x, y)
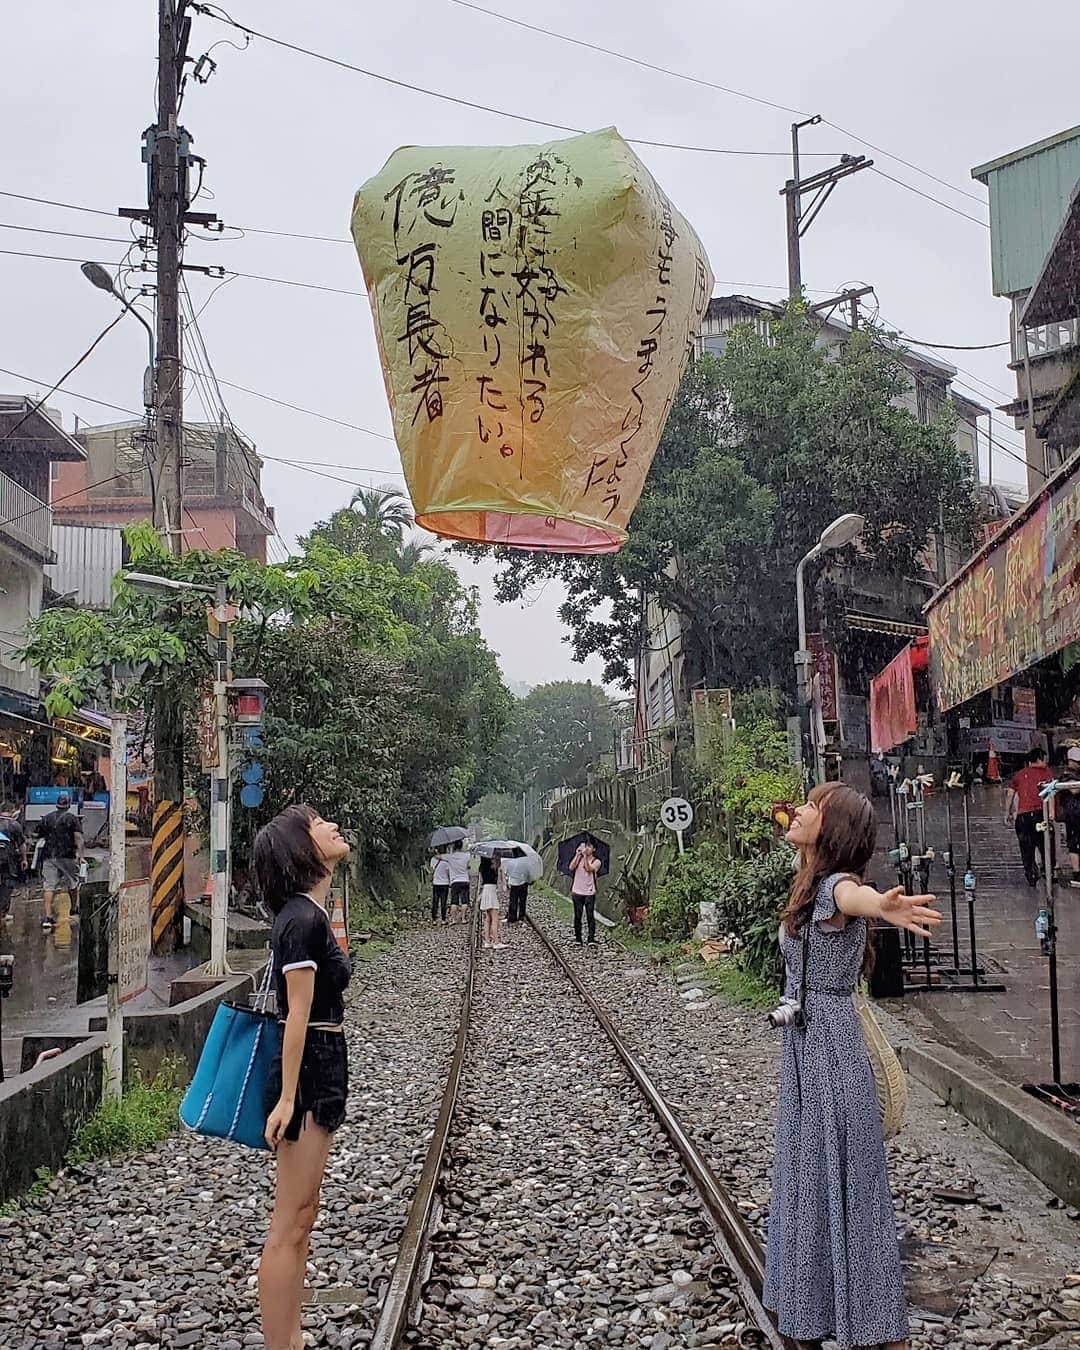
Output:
top-left (368, 905), bottom-right (480, 1350)
top-left (527, 915), bottom-right (796, 1350)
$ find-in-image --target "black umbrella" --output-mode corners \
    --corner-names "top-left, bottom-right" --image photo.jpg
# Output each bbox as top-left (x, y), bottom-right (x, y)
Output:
top-left (429, 825), bottom-right (468, 849)
top-left (556, 831), bottom-right (611, 878)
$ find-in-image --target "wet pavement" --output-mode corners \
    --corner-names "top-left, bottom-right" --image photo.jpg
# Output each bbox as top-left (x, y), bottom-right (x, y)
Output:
top-left (0, 867), bottom-right (192, 1078)
top-left (871, 783), bottom-right (1080, 1099)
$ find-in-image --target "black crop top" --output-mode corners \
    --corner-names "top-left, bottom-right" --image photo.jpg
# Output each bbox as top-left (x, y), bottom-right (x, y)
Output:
top-left (271, 894), bottom-right (352, 1025)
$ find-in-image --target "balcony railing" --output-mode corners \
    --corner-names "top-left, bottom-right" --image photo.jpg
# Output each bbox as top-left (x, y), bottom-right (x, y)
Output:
top-left (0, 469), bottom-right (52, 559)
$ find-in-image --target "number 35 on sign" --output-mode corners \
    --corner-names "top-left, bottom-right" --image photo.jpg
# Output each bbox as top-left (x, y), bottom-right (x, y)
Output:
top-left (660, 798), bottom-right (693, 852)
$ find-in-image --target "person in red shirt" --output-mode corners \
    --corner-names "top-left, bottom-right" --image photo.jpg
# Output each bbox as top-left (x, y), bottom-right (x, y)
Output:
top-left (1005, 747), bottom-right (1053, 887)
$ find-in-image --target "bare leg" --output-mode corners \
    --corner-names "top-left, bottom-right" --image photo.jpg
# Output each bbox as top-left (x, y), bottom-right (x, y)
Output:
top-left (42, 888), bottom-right (54, 923)
top-left (491, 910), bottom-right (501, 945)
top-left (259, 1120), bottom-right (333, 1350)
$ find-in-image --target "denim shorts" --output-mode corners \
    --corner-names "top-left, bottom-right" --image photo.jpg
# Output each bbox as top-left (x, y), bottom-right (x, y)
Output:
top-left (264, 1028), bottom-right (348, 1142)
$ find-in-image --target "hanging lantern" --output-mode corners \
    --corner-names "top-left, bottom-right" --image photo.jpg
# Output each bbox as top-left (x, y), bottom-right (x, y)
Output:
top-left (351, 127), bottom-right (713, 554)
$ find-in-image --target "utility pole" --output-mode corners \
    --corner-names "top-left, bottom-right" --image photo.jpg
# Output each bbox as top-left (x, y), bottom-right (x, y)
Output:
top-left (120, 1), bottom-right (217, 955)
top-left (105, 695), bottom-right (128, 1101)
top-left (207, 582), bottom-right (232, 977)
top-left (155, 0), bottom-right (186, 557)
top-left (782, 117), bottom-right (873, 299)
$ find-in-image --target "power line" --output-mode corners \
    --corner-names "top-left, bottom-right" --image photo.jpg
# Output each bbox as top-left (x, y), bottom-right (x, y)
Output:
top-left (890, 335), bottom-right (1008, 352)
top-left (444, 0), bottom-right (985, 207)
top-left (0, 189), bottom-right (116, 219)
top-left (0, 220), bottom-right (139, 247)
top-left (0, 366), bottom-right (142, 420)
top-left (447, 0), bottom-right (807, 116)
top-left (0, 311), bottom-right (128, 450)
top-left (189, 2), bottom-right (836, 158)
top-left (202, 373), bottom-right (396, 441)
top-left (869, 168), bottom-right (988, 229)
top-left (261, 452), bottom-right (404, 477)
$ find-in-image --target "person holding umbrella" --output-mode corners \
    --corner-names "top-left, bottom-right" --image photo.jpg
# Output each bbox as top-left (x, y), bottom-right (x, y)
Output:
top-left (570, 841), bottom-right (602, 946)
top-left (430, 850), bottom-right (451, 924)
top-left (504, 846), bottom-right (538, 923)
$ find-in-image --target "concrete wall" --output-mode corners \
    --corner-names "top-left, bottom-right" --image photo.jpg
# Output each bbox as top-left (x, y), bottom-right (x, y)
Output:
top-left (0, 1035), bottom-right (105, 1202)
top-left (88, 971), bottom-right (256, 1083)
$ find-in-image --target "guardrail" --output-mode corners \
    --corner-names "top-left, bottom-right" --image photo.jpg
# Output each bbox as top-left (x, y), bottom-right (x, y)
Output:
top-left (0, 471), bottom-right (52, 558)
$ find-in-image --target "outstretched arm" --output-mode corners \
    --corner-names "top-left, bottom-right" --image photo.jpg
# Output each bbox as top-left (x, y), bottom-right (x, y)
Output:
top-left (834, 878), bottom-right (940, 938)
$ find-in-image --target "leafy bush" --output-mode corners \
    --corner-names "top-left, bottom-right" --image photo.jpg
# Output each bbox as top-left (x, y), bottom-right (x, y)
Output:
top-left (67, 1060), bottom-right (184, 1165)
top-left (647, 843), bottom-right (728, 941)
top-left (702, 690), bottom-right (803, 854)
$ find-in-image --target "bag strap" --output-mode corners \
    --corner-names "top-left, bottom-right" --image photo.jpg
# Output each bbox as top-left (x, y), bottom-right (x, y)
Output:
top-left (799, 920), bottom-right (810, 1013)
top-left (252, 949), bottom-right (275, 1013)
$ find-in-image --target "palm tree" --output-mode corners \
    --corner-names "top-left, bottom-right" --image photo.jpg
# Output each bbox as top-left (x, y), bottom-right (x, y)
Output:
top-left (394, 538), bottom-right (434, 575)
top-left (348, 486), bottom-right (414, 549)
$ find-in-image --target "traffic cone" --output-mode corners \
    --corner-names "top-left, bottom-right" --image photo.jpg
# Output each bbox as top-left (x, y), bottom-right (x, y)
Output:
top-left (986, 745), bottom-right (1001, 782)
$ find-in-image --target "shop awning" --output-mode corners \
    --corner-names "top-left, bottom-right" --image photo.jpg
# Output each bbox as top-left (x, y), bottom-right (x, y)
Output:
top-left (924, 452), bottom-right (1080, 711)
top-left (846, 610), bottom-right (928, 638)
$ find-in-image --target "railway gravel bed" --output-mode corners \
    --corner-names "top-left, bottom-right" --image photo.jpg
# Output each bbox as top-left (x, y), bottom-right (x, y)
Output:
top-left (0, 925), bottom-right (468, 1350)
top-left (412, 924), bottom-right (766, 1350)
top-left (530, 896), bottom-right (1080, 1350)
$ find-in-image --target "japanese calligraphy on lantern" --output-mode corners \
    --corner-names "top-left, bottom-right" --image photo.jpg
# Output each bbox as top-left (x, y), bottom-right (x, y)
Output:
top-left (927, 467), bottom-right (1080, 710)
top-left (351, 128), bottom-right (713, 554)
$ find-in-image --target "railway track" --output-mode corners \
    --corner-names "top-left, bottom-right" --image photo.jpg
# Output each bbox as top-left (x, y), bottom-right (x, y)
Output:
top-left (368, 911), bottom-right (794, 1350)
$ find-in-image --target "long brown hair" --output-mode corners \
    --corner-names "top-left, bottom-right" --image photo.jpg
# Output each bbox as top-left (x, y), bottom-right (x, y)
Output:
top-left (781, 783), bottom-right (876, 940)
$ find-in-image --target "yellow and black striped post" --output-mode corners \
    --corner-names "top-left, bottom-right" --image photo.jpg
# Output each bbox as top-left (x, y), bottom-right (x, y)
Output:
top-left (151, 799), bottom-right (185, 954)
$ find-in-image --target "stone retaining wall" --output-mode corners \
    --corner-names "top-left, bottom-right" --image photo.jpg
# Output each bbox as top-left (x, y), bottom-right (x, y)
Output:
top-left (0, 1036), bottom-right (106, 1202)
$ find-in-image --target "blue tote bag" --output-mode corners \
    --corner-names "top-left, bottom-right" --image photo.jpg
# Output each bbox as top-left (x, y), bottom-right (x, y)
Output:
top-left (180, 957), bottom-right (281, 1150)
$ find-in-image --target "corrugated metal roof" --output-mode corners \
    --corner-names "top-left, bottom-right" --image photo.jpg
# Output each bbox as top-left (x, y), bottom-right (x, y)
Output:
top-left (971, 125), bottom-right (1080, 297)
top-left (45, 523), bottom-right (123, 609)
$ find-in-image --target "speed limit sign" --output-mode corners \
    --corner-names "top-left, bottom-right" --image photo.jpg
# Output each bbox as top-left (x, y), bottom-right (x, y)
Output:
top-left (660, 797), bottom-right (693, 851)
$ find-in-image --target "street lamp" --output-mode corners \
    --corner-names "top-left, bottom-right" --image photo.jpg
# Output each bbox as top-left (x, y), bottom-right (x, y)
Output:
top-left (81, 263), bottom-right (155, 411)
top-left (795, 513), bottom-right (865, 787)
top-left (124, 571), bottom-right (233, 979)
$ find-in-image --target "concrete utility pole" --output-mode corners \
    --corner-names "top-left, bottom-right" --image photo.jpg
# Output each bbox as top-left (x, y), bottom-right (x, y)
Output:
top-left (154, 0), bottom-right (187, 556)
top-left (782, 117), bottom-right (874, 298)
top-left (105, 699), bottom-right (128, 1101)
top-left (207, 581), bottom-right (232, 978)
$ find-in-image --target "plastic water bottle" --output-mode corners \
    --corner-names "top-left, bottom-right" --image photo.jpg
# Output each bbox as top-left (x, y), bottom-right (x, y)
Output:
top-left (1035, 908), bottom-right (1049, 945)
top-left (963, 870), bottom-right (976, 893)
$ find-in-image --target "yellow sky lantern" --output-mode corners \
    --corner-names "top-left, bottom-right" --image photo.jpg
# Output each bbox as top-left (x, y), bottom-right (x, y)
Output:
top-left (351, 127), bottom-right (713, 555)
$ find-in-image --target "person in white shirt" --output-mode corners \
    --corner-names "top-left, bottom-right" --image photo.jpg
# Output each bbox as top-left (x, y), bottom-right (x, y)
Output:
top-left (503, 852), bottom-right (533, 924)
top-left (430, 852), bottom-right (451, 924)
top-left (446, 842), bottom-right (472, 923)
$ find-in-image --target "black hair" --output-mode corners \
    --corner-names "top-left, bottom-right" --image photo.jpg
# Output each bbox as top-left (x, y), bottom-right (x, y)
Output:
top-left (1028, 746), bottom-right (1048, 764)
top-left (252, 804), bottom-right (329, 915)
top-left (57, 792), bottom-right (71, 808)
top-left (451, 840), bottom-right (463, 852)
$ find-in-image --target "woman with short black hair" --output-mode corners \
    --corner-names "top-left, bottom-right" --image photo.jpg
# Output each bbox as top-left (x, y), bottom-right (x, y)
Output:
top-left (253, 804), bottom-right (352, 1350)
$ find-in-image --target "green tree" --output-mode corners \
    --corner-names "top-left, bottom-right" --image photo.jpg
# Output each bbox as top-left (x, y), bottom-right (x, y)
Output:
top-left (23, 524), bottom-right (511, 869)
top-left (302, 485), bottom-right (415, 565)
top-left (467, 792), bottom-right (521, 840)
top-left (491, 681), bottom-right (613, 794)
top-left (463, 310), bottom-right (976, 693)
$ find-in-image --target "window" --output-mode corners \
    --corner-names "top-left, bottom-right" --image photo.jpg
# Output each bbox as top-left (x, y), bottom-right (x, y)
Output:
top-left (1012, 295), bottom-right (1080, 361)
top-left (703, 334), bottom-right (729, 358)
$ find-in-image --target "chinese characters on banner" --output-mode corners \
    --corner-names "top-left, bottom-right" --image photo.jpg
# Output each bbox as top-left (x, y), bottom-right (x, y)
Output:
top-left (351, 128), bottom-right (713, 554)
top-left (927, 469), bottom-right (1080, 710)
top-left (807, 634), bottom-right (838, 722)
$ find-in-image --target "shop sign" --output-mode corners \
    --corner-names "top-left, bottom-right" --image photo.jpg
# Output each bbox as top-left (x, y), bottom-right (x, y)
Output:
top-left (959, 722), bottom-right (1037, 755)
top-left (1012, 687), bottom-right (1037, 728)
top-left (808, 634), bottom-right (838, 721)
top-left (927, 469), bottom-right (1080, 711)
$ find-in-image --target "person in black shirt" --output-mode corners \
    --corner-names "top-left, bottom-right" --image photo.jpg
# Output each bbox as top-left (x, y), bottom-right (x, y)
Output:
top-left (0, 804), bottom-right (25, 920)
top-left (252, 803), bottom-right (351, 1350)
top-left (37, 793), bottom-right (84, 928)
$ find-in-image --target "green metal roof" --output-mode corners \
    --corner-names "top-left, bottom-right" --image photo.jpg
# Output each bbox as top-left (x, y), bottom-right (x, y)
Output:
top-left (971, 125), bottom-right (1080, 297)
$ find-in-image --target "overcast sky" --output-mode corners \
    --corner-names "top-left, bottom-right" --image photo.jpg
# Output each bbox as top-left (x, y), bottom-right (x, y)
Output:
top-left (4, 1), bottom-right (1079, 689)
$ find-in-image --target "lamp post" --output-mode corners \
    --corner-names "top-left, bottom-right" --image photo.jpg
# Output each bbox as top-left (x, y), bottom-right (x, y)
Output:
top-left (80, 263), bottom-right (156, 412)
top-left (125, 572), bottom-right (233, 977)
top-left (795, 513), bottom-right (864, 787)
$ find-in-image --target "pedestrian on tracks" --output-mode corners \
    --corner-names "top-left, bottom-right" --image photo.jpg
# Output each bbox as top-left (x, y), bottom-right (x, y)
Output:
top-left (36, 792), bottom-right (84, 929)
top-left (570, 841), bottom-right (601, 945)
top-left (478, 851), bottom-right (505, 949)
top-left (430, 849), bottom-right (451, 924)
top-left (446, 841), bottom-right (472, 923)
top-left (1004, 745), bottom-right (1054, 888)
top-left (253, 804), bottom-right (352, 1350)
top-left (764, 782), bottom-right (940, 1350)
top-left (503, 850), bottom-right (532, 924)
